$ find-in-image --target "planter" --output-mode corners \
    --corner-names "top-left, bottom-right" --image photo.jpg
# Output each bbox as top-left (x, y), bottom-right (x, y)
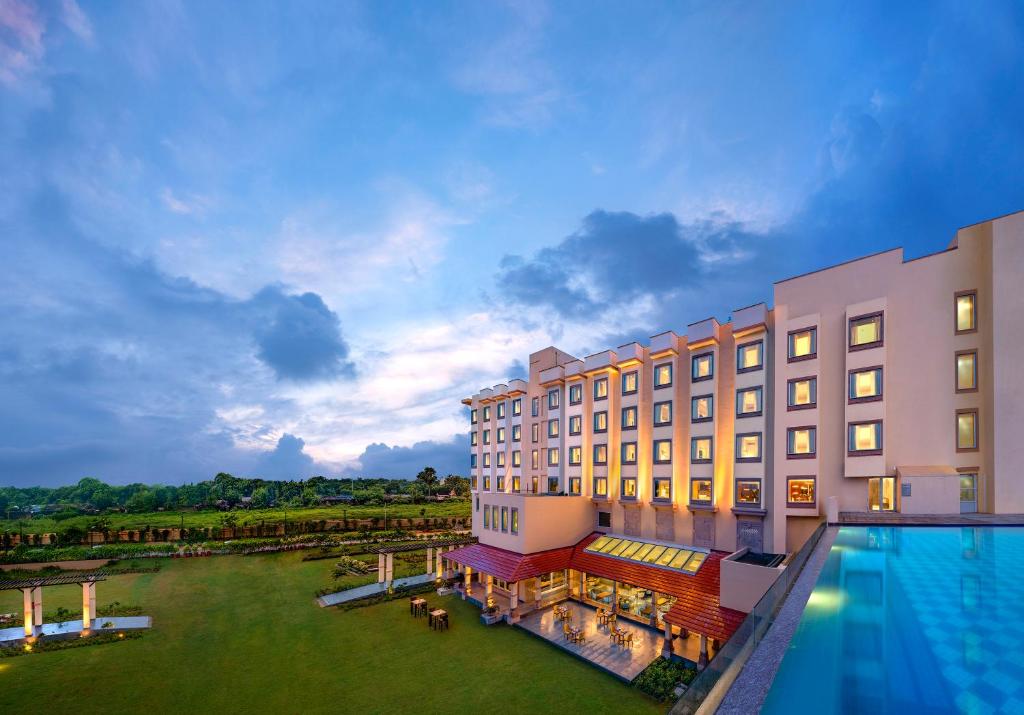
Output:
top-left (436, 586), bottom-right (457, 596)
top-left (479, 612), bottom-right (503, 626)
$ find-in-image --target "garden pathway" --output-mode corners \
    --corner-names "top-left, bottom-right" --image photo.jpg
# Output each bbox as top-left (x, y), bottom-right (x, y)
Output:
top-left (316, 573), bottom-right (434, 607)
top-left (0, 616), bottom-right (152, 644)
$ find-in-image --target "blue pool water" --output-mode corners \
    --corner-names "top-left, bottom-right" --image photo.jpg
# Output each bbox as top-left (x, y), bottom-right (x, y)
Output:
top-left (762, 527), bottom-right (1024, 714)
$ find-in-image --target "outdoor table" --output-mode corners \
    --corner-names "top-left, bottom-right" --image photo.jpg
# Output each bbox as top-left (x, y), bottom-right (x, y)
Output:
top-left (429, 608), bottom-right (446, 629)
top-left (411, 597), bottom-right (426, 616)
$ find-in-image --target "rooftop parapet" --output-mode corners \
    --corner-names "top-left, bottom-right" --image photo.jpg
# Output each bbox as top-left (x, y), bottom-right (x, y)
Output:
top-left (649, 331), bottom-right (681, 358)
top-left (687, 318), bottom-right (721, 347)
top-left (616, 342), bottom-right (645, 366)
top-left (539, 365), bottom-right (565, 385)
top-left (583, 349), bottom-right (619, 374)
top-left (732, 303), bottom-right (769, 335)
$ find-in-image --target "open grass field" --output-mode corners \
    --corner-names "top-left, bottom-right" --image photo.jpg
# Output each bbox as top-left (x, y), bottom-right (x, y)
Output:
top-left (0, 551), bottom-right (661, 714)
top-left (0, 500), bottom-right (470, 535)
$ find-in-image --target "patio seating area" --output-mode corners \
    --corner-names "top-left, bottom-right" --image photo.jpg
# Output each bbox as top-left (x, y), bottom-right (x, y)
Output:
top-left (409, 596), bottom-right (449, 631)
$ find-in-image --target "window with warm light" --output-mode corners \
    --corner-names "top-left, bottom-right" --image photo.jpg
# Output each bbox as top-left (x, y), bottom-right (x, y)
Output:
top-left (471, 431), bottom-right (478, 446)
top-left (492, 505), bottom-right (499, 529)
top-left (690, 479), bottom-right (712, 504)
top-left (957, 410), bottom-right (978, 451)
top-left (512, 398), bottom-right (521, 416)
top-left (955, 291), bottom-right (977, 334)
top-left (531, 423), bottom-right (539, 442)
top-left (691, 353), bottom-right (713, 381)
top-left (569, 477), bottom-right (581, 495)
top-left (531, 450), bottom-right (539, 469)
top-left (547, 448), bottom-right (559, 466)
top-left (956, 351), bottom-right (977, 392)
top-left (593, 444), bottom-right (608, 465)
top-left (568, 383), bottom-right (582, 405)
top-left (654, 401), bottom-right (672, 426)
top-left (787, 377), bottom-right (816, 409)
top-left (483, 429), bottom-right (490, 445)
top-left (736, 433), bottom-right (762, 462)
top-left (483, 505), bottom-right (490, 528)
top-left (621, 477), bottom-right (637, 498)
top-left (548, 478), bottom-right (559, 494)
top-left (655, 363), bottom-right (673, 388)
top-left (568, 415), bottom-right (582, 436)
top-left (512, 450), bottom-right (521, 467)
top-left (736, 387), bottom-right (762, 416)
top-left (471, 409), bottom-right (478, 424)
top-left (691, 437), bottom-right (712, 463)
top-left (497, 474), bottom-right (505, 490)
top-left (737, 341), bottom-right (764, 372)
top-left (568, 446), bottom-right (582, 466)
top-left (594, 411), bottom-right (608, 433)
top-left (471, 475), bottom-right (478, 490)
top-left (594, 377), bottom-right (609, 400)
top-left (548, 389), bottom-right (559, 409)
top-left (653, 478), bottom-right (671, 500)
top-left (848, 421), bottom-right (882, 454)
top-left (622, 370), bottom-right (638, 395)
top-left (868, 477), bottom-right (896, 511)
top-left (496, 452), bottom-right (505, 468)
top-left (483, 474), bottom-right (491, 489)
top-left (621, 406), bottom-right (638, 430)
top-left (497, 401), bottom-right (506, 419)
top-left (787, 427), bottom-right (816, 457)
top-left (788, 328), bottom-right (816, 361)
top-left (511, 508), bottom-right (519, 534)
top-left (594, 477), bottom-right (608, 497)
top-left (654, 439), bottom-right (673, 464)
top-left (512, 424), bottom-right (521, 442)
top-left (787, 477), bottom-right (815, 506)
top-left (691, 395), bottom-right (713, 422)
top-left (621, 442), bottom-right (637, 464)
top-left (483, 405), bottom-right (491, 421)
top-left (512, 475), bottom-right (520, 491)
top-left (483, 453), bottom-right (491, 468)
top-left (497, 427), bottom-right (505, 443)
top-left (849, 313), bottom-right (883, 350)
top-left (547, 419), bottom-right (558, 438)
top-left (736, 479), bottom-right (761, 507)
top-left (849, 367), bottom-right (883, 401)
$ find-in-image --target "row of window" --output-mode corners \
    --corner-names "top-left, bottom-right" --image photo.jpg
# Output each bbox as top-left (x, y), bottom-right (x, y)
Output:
top-left (478, 501), bottom-right (519, 535)
top-left (470, 398), bottom-right (523, 424)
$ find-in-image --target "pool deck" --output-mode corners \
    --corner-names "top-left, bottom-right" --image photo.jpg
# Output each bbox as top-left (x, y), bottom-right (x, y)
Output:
top-left (838, 512), bottom-right (1024, 525)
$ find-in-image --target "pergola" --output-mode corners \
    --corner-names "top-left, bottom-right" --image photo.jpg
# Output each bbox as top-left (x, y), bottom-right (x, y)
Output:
top-left (366, 538), bottom-right (477, 587)
top-left (0, 572), bottom-right (107, 640)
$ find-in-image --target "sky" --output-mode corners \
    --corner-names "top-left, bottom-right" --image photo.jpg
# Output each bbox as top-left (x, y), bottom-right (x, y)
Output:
top-left (1, 0), bottom-right (1022, 487)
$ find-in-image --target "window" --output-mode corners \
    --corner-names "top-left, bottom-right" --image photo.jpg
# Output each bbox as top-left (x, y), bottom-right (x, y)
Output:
top-left (787, 477), bottom-right (816, 507)
top-left (492, 505), bottom-right (499, 530)
top-left (531, 450), bottom-right (539, 469)
top-left (654, 362), bottom-right (673, 388)
top-left (787, 427), bottom-right (816, 458)
top-left (591, 377), bottom-right (608, 401)
top-left (471, 431), bottom-right (478, 446)
top-left (788, 327), bottom-right (816, 362)
top-left (548, 478), bottom-right (559, 494)
top-left (737, 340), bottom-right (764, 372)
top-left (483, 504), bottom-right (490, 528)
top-left (621, 477), bottom-right (637, 498)
top-left (512, 424), bottom-right (521, 442)
top-left (470, 454), bottom-right (477, 469)
top-left (691, 395), bottom-right (713, 422)
top-left (653, 478), bottom-right (671, 501)
top-left (512, 398), bottom-right (522, 416)
top-left (868, 477), bottom-right (896, 511)
top-left (594, 477), bottom-right (608, 498)
top-left (691, 354), bottom-right (713, 381)
top-left (690, 479), bottom-right (712, 505)
top-left (736, 433), bottom-right (762, 462)
top-left (621, 442), bottom-right (637, 465)
top-left (512, 475), bottom-right (520, 491)
top-left (568, 415), bottom-right (582, 436)
top-left (531, 423), bottom-right (540, 443)
top-left (568, 446), bottom-right (582, 466)
top-left (690, 437), bottom-right (712, 463)
top-left (496, 452), bottom-right (506, 468)
top-left (531, 397), bottom-right (539, 417)
top-left (569, 383), bottom-right (582, 405)
top-left (622, 370), bottom-right (638, 395)
top-left (654, 401), bottom-right (672, 426)
top-left (736, 387), bottom-right (763, 417)
top-left (497, 474), bottom-right (505, 490)
top-left (511, 508), bottom-right (519, 534)
top-left (593, 411), bottom-right (608, 433)
top-left (849, 312), bottom-right (883, 350)
top-left (547, 448), bottom-right (560, 466)
top-left (497, 427), bottom-right (506, 443)
top-left (497, 401), bottom-right (506, 419)
top-left (569, 477), bottom-right (581, 495)
top-left (955, 291), bottom-right (977, 334)
top-left (956, 351), bottom-right (978, 393)
top-left (787, 377), bottom-right (816, 410)
top-left (483, 405), bottom-right (491, 421)
top-left (547, 419), bottom-right (559, 438)
top-left (483, 475), bottom-right (491, 490)
top-left (471, 409), bottom-right (478, 424)
top-left (736, 479), bottom-right (761, 507)
top-left (654, 439), bottom-right (672, 464)
top-left (848, 421), bottom-right (882, 455)
top-left (621, 406), bottom-right (638, 430)
top-left (593, 444), bottom-right (608, 465)
top-left (483, 429), bottom-right (491, 445)
top-left (501, 507), bottom-right (508, 532)
top-left (512, 450), bottom-right (521, 467)
top-left (957, 410), bottom-right (979, 452)
top-left (483, 453), bottom-right (491, 468)
top-left (597, 510), bottom-right (611, 527)
top-left (849, 367), bottom-right (883, 402)
top-left (548, 389), bottom-right (559, 409)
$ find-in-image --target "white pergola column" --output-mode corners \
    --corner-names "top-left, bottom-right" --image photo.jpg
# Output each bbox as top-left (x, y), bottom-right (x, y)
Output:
top-left (698, 634), bottom-right (709, 670)
top-left (463, 566), bottom-right (472, 597)
top-left (377, 553), bottom-right (386, 583)
top-left (32, 587), bottom-right (42, 630)
top-left (509, 581), bottom-right (519, 621)
top-left (661, 621), bottom-right (673, 658)
top-left (434, 550), bottom-right (443, 579)
top-left (22, 588), bottom-right (33, 638)
top-left (82, 582), bottom-right (93, 630)
top-left (426, 547), bottom-right (434, 575)
top-left (89, 582), bottom-right (96, 625)
top-left (534, 577), bottom-right (541, 610)
top-left (385, 553), bottom-right (394, 586)
top-left (485, 574), bottom-right (493, 600)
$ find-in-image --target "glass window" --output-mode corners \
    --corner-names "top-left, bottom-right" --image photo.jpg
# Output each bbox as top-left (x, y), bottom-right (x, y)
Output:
top-left (654, 439), bottom-right (672, 464)
top-left (788, 328), bottom-right (816, 360)
top-left (512, 475), bottom-right (520, 491)
top-left (691, 395), bottom-right (713, 421)
top-left (497, 427), bottom-right (506, 443)
top-left (568, 415), bottom-right (582, 436)
top-left (594, 378), bottom-right (609, 400)
top-left (548, 477), bottom-right (559, 493)
top-left (483, 429), bottom-right (490, 445)
top-left (594, 477), bottom-right (608, 497)
top-left (787, 427), bottom-right (816, 457)
top-left (483, 454), bottom-right (491, 468)
top-left (690, 479), bottom-right (712, 504)
top-left (483, 405), bottom-right (491, 421)
top-left (691, 354), bottom-right (713, 381)
top-left (512, 450), bottom-right (521, 467)
top-left (621, 477), bottom-right (637, 498)
top-left (956, 352), bottom-right (977, 392)
top-left (547, 419), bottom-right (559, 438)
top-left (593, 444), bottom-right (608, 465)
top-left (737, 341), bottom-right (763, 371)
top-left (848, 421), bottom-right (882, 453)
top-left (737, 433), bottom-right (762, 461)
top-left (511, 424), bottom-right (520, 442)
top-left (621, 442), bottom-right (637, 465)
top-left (512, 398), bottom-right (521, 416)
top-left (849, 368), bottom-right (883, 400)
top-left (584, 575), bottom-right (615, 606)
top-left (787, 477), bottom-right (815, 506)
top-left (653, 478), bottom-right (671, 500)
top-left (568, 383), bottom-right (582, 405)
top-left (531, 423), bottom-right (540, 442)
top-left (531, 397), bottom-right (539, 417)
top-left (548, 389), bottom-right (559, 409)
top-left (622, 371), bottom-right (638, 394)
top-left (654, 401), bottom-right (672, 426)
top-left (736, 387), bottom-right (762, 416)
top-left (868, 477), bottom-right (896, 511)
top-left (511, 508), bottom-right (519, 534)
top-left (654, 363), bottom-right (673, 388)
top-left (547, 448), bottom-right (559, 466)
top-left (736, 479), bottom-right (761, 506)
top-left (470, 454), bottom-right (477, 470)
top-left (569, 477), bottom-right (581, 495)
top-left (501, 507), bottom-right (508, 531)
top-left (621, 406), bottom-right (638, 429)
top-left (691, 437), bottom-right (712, 462)
top-left (472, 477), bottom-right (478, 492)
top-left (471, 431), bottom-right (478, 446)
top-left (594, 411), bottom-right (608, 433)
top-left (849, 313), bottom-right (883, 349)
top-left (568, 446), bottom-right (582, 466)
top-left (497, 401), bottom-right (506, 419)
top-left (788, 377), bottom-right (816, 408)
top-left (496, 452), bottom-right (506, 468)
top-left (471, 409), bottom-right (478, 424)
top-left (492, 505), bottom-right (499, 530)
top-left (483, 505), bottom-right (490, 528)
top-left (956, 291), bottom-right (977, 333)
top-left (957, 411), bottom-right (978, 451)
top-left (531, 450), bottom-right (539, 469)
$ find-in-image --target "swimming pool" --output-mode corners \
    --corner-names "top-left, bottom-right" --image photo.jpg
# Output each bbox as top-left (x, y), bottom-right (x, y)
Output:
top-left (762, 526), bottom-right (1024, 714)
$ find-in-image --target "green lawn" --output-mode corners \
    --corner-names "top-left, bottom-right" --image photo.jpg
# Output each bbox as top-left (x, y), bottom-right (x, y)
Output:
top-left (0, 552), bottom-right (661, 714)
top-left (0, 501), bottom-right (470, 535)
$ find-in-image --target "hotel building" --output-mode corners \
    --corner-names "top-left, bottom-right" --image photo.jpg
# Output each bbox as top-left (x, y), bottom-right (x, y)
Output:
top-left (445, 211), bottom-right (1024, 665)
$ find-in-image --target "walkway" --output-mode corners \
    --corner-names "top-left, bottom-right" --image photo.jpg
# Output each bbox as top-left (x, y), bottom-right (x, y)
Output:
top-left (316, 573), bottom-right (434, 607)
top-left (0, 616), bottom-right (152, 644)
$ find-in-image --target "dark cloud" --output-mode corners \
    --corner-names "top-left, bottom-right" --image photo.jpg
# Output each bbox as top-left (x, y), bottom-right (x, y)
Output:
top-left (345, 434), bottom-right (469, 479)
top-left (252, 288), bottom-right (355, 381)
top-left (253, 434), bottom-right (326, 480)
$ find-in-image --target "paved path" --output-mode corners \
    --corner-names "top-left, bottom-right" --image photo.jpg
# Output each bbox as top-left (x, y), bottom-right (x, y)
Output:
top-left (317, 573), bottom-right (435, 607)
top-left (0, 616), bottom-right (152, 644)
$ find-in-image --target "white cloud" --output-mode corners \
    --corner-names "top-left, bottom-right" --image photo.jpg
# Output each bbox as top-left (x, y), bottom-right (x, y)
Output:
top-left (60, 0), bottom-right (92, 43)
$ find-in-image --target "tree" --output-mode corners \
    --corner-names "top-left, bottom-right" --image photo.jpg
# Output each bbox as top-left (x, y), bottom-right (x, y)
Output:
top-left (416, 467), bottom-right (438, 499)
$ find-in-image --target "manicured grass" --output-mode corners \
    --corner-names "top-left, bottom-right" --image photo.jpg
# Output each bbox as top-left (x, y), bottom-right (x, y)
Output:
top-left (0, 552), bottom-right (661, 714)
top-left (0, 501), bottom-right (470, 535)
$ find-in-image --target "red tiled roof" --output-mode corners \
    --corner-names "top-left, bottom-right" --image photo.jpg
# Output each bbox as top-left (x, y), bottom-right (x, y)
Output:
top-left (443, 543), bottom-right (574, 583)
top-left (568, 533), bottom-right (745, 642)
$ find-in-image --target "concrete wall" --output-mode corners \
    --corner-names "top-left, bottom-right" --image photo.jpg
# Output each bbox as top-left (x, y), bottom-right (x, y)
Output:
top-left (719, 549), bottom-right (784, 613)
top-left (900, 475), bottom-right (960, 515)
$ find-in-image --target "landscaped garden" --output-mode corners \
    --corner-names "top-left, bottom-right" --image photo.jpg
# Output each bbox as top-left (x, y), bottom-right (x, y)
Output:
top-left (0, 551), bottom-right (662, 713)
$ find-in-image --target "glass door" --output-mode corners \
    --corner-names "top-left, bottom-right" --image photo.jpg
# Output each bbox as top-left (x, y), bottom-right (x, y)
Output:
top-left (960, 474), bottom-right (978, 513)
top-left (868, 477), bottom-right (896, 511)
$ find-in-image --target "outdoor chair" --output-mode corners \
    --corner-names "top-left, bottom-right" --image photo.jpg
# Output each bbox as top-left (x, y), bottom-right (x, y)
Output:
top-left (562, 622), bottom-right (573, 641)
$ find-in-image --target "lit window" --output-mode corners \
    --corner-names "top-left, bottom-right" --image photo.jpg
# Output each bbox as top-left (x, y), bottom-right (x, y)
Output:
top-left (531, 423), bottom-right (540, 443)
top-left (569, 477), bottom-right (581, 495)
top-left (653, 478), bottom-right (671, 500)
top-left (531, 397), bottom-right (539, 417)
top-left (737, 433), bottom-right (762, 461)
top-left (849, 313), bottom-right (883, 349)
top-left (621, 477), bottom-right (637, 498)
top-left (594, 378), bottom-right (609, 400)
top-left (531, 450), bottom-right (539, 469)
top-left (497, 427), bottom-right (506, 443)
top-left (512, 424), bottom-right (521, 442)
top-left (482, 406), bottom-right (491, 421)
top-left (956, 352), bottom-right (977, 392)
top-left (655, 363), bottom-right (673, 388)
top-left (512, 450), bottom-right (521, 467)
top-left (492, 505), bottom-right (499, 530)
top-left (568, 415), bottom-right (582, 436)
top-left (691, 354), bottom-right (713, 381)
top-left (621, 406), bottom-right (638, 429)
top-left (787, 428), bottom-right (816, 457)
top-left (471, 409), bottom-right (478, 424)
top-left (622, 371), bottom-right (638, 394)
top-left (849, 368), bottom-right (883, 401)
top-left (788, 377), bottom-right (816, 408)
top-left (691, 437), bottom-right (712, 463)
top-left (482, 453), bottom-right (491, 468)
top-left (569, 384), bottom-right (582, 405)
top-left (956, 291), bottom-right (977, 334)
top-left (471, 431), bottom-right (478, 446)
top-left (593, 411), bottom-right (608, 433)
top-left (483, 505), bottom-right (490, 528)
top-left (736, 479), bottom-right (761, 506)
top-left (548, 389), bottom-right (559, 409)
top-left (483, 474), bottom-right (490, 489)
top-left (512, 475), bottom-right (520, 491)
top-left (737, 341), bottom-right (763, 372)
top-left (497, 475), bottom-right (505, 490)
top-left (496, 452), bottom-right (505, 467)
top-left (691, 395), bottom-right (713, 421)
top-left (547, 419), bottom-right (559, 438)
top-left (568, 446), bottom-right (582, 466)
top-left (654, 439), bottom-right (673, 464)
top-left (548, 478), bottom-right (559, 494)
top-left (497, 402), bottom-right (506, 419)
top-left (957, 411), bottom-right (978, 451)
top-left (547, 448), bottom-right (559, 466)
top-left (848, 421), bottom-right (882, 453)
top-left (621, 442), bottom-right (637, 465)
top-left (593, 444), bottom-right (608, 465)
top-left (788, 328), bottom-right (816, 361)
top-left (512, 398), bottom-right (521, 416)
top-left (654, 401), bottom-right (672, 426)
top-left (736, 387), bottom-right (762, 416)
top-left (868, 477), bottom-right (896, 511)
top-left (594, 477), bottom-right (608, 497)
top-left (787, 477), bottom-right (815, 506)
top-left (471, 475), bottom-right (478, 490)
top-left (483, 429), bottom-right (490, 445)
top-left (511, 508), bottom-right (519, 534)
top-left (690, 479), bottom-right (712, 504)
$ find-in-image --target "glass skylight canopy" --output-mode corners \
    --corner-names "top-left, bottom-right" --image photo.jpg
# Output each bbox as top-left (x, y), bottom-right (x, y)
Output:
top-left (584, 535), bottom-right (709, 575)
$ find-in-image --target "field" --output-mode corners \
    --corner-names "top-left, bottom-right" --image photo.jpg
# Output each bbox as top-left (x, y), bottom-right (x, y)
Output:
top-left (0, 501), bottom-right (470, 535)
top-left (0, 552), bottom-right (660, 714)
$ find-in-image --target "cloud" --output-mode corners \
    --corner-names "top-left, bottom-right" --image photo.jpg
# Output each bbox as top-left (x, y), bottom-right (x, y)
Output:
top-left (59, 0), bottom-right (92, 43)
top-left (253, 433), bottom-right (323, 480)
top-left (0, 0), bottom-right (44, 86)
top-left (345, 434), bottom-right (469, 479)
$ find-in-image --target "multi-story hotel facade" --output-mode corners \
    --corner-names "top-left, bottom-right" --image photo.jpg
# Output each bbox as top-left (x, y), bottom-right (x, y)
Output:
top-left (446, 211), bottom-right (1023, 663)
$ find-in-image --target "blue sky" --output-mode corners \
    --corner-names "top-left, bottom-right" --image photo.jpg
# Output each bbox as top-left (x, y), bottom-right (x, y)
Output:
top-left (1, 0), bottom-right (1022, 487)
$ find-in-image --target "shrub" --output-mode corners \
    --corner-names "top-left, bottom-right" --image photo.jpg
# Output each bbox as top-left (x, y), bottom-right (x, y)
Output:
top-left (633, 658), bottom-right (698, 702)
